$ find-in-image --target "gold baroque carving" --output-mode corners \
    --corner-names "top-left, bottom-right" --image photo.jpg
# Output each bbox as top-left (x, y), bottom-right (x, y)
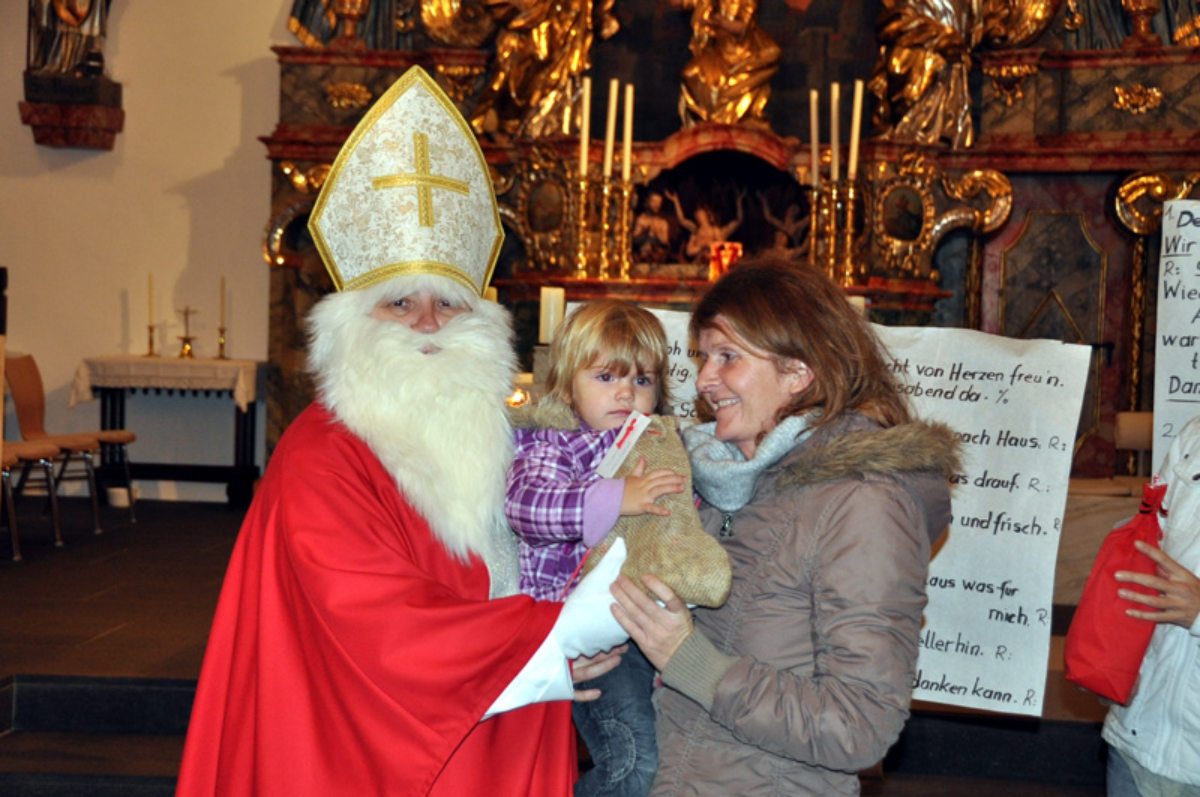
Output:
top-left (434, 63), bottom-right (486, 105)
top-left (871, 154), bottom-right (939, 275)
top-left (419, 0), bottom-right (496, 47)
top-left (1063, 0), bottom-right (1084, 31)
top-left (865, 152), bottom-right (1011, 294)
top-left (509, 147), bottom-right (575, 272)
top-left (264, 199), bottom-right (316, 267)
top-left (982, 63), bottom-right (1038, 107)
top-left (1112, 83), bottom-right (1163, 115)
top-left (676, 0), bottom-right (781, 127)
top-left (324, 81), bottom-right (373, 110)
top-left (870, 0), bottom-right (1055, 149)
top-left (1175, 13), bottom-right (1200, 44)
top-left (983, 0), bottom-right (1060, 47)
top-left (1115, 172), bottom-right (1200, 234)
top-left (1114, 172), bottom-right (1200, 435)
top-left (280, 162), bottom-right (332, 195)
top-left (940, 169), bottom-right (1013, 234)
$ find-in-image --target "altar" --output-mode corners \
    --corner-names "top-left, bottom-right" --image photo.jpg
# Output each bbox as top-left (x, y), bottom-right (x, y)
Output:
top-left (69, 355), bottom-right (263, 507)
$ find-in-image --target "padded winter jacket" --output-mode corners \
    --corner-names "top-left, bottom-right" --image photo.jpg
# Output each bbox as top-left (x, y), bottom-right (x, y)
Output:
top-left (652, 412), bottom-right (958, 796)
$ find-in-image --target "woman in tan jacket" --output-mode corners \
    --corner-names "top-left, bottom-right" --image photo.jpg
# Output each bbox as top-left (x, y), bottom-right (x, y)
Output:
top-left (612, 260), bottom-right (959, 795)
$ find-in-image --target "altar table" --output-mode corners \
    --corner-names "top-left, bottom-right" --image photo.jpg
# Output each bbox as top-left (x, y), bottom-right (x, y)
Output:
top-left (70, 355), bottom-right (263, 506)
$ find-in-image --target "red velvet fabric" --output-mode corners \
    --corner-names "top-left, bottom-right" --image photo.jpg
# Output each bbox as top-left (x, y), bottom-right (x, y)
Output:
top-left (177, 403), bottom-right (575, 795)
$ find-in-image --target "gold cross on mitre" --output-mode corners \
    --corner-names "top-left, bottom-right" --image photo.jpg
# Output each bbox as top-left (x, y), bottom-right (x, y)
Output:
top-left (307, 66), bottom-right (503, 295)
top-left (372, 132), bottom-right (470, 227)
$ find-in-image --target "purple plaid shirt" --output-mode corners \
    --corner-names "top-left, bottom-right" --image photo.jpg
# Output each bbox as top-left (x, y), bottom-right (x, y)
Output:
top-left (506, 424), bottom-right (624, 600)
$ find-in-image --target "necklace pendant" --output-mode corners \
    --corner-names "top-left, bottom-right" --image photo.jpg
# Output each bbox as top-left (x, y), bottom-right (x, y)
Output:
top-left (719, 514), bottom-right (734, 538)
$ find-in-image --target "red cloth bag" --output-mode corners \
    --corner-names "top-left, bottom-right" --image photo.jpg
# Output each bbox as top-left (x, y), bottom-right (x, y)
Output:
top-left (1064, 482), bottom-right (1166, 705)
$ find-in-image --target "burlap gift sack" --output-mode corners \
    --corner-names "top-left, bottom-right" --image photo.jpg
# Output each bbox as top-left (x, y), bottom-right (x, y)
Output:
top-left (511, 397), bottom-right (732, 607)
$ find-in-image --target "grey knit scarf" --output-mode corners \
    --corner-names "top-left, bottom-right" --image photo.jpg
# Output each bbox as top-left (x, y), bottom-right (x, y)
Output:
top-left (682, 415), bottom-right (813, 512)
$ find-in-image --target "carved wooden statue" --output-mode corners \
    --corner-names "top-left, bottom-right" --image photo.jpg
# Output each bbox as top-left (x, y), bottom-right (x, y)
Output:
top-left (27, 0), bottom-right (112, 76)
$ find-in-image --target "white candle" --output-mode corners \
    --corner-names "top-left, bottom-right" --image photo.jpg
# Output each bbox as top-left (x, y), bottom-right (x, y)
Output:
top-left (809, 89), bottom-right (820, 188)
top-left (219, 276), bottom-right (226, 328)
top-left (602, 78), bottom-right (619, 179)
top-left (621, 83), bottom-right (634, 182)
top-left (148, 274), bottom-right (155, 323)
top-left (538, 287), bottom-right (566, 344)
top-left (578, 77), bottom-right (591, 176)
top-left (848, 79), bottom-right (864, 181)
top-left (830, 82), bottom-right (840, 182)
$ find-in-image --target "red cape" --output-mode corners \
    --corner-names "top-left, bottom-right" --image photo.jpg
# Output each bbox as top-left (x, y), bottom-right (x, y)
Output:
top-left (177, 403), bottom-right (575, 795)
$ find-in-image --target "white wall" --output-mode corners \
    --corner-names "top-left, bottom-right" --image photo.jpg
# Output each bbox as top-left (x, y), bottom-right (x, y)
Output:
top-left (0, 1), bottom-right (294, 500)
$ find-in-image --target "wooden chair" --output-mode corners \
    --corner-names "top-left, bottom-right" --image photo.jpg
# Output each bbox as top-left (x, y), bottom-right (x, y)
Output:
top-left (2, 440), bottom-right (63, 560)
top-left (5, 353), bottom-right (137, 533)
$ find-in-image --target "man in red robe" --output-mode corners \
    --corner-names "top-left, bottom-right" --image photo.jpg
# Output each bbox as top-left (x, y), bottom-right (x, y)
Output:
top-left (177, 68), bottom-right (627, 796)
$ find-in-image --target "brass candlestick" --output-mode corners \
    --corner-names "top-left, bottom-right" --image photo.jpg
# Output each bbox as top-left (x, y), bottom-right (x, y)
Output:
top-left (573, 172), bottom-right (591, 279)
top-left (217, 327), bottom-right (227, 359)
top-left (839, 180), bottom-right (859, 287)
top-left (598, 177), bottom-right (614, 279)
top-left (177, 306), bottom-right (197, 359)
top-left (822, 182), bottom-right (839, 283)
top-left (145, 324), bottom-right (157, 357)
top-left (807, 184), bottom-right (820, 271)
top-left (615, 179), bottom-right (633, 281)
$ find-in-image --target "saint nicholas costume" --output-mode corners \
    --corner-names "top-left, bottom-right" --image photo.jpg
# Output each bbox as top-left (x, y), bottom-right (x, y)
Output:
top-left (177, 68), bottom-right (627, 796)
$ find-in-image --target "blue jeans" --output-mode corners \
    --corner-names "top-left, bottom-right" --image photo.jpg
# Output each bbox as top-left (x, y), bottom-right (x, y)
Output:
top-left (1109, 747), bottom-right (1144, 797)
top-left (1107, 745), bottom-right (1200, 797)
top-left (573, 644), bottom-right (658, 797)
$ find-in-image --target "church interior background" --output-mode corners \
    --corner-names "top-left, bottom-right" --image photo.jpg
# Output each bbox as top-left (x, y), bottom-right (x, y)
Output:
top-left (249, 0), bottom-right (1200, 484)
top-left (7, 1), bottom-right (1199, 484)
top-left (3, 1), bottom-right (1200, 791)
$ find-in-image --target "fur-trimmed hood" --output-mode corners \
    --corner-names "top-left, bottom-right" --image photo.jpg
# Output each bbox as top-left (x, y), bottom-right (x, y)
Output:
top-left (777, 413), bottom-right (961, 545)
top-left (780, 416), bottom-right (962, 486)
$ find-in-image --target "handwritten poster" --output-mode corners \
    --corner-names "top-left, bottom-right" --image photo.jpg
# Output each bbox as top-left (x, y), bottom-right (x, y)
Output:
top-left (646, 308), bottom-right (700, 419)
top-left (875, 326), bottom-right (1091, 716)
top-left (1152, 199), bottom-right (1200, 467)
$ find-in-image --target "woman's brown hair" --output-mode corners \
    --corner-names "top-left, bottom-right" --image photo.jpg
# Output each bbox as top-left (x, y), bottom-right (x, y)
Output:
top-left (689, 257), bottom-right (911, 429)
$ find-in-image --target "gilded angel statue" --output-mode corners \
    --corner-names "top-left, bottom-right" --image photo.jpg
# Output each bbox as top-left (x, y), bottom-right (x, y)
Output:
top-left (469, 0), bottom-right (619, 139)
top-left (672, 0), bottom-right (781, 127)
top-left (870, 0), bottom-right (1057, 148)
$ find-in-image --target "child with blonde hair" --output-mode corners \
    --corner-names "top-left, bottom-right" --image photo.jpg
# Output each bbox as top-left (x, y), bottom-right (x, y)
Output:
top-left (506, 300), bottom-right (684, 796)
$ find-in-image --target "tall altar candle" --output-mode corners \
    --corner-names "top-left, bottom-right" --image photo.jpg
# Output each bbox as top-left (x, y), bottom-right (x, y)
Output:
top-left (848, 79), bottom-right (864, 181)
top-left (539, 287), bottom-right (566, 344)
top-left (621, 83), bottom-right (634, 182)
top-left (602, 78), bottom-right (619, 178)
top-left (578, 77), bottom-right (592, 176)
top-left (148, 274), bottom-right (155, 323)
top-left (809, 89), bottom-right (820, 188)
top-left (219, 276), bottom-right (227, 328)
top-left (830, 82), bottom-right (840, 182)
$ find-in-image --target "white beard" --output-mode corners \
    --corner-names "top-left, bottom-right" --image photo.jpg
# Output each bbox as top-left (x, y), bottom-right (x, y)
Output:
top-left (307, 279), bottom-right (520, 597)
